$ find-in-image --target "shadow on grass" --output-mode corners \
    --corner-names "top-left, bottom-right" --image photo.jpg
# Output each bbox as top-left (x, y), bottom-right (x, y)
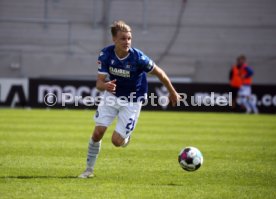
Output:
top-left (166, 182), bottom-right (183, 186)
top-left (151, 183), bottom-right (184, 186)
top-left (1, 176), bottom-right (79, 179)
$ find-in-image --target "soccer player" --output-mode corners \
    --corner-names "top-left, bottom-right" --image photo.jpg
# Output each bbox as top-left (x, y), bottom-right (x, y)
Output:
top-left (236, 55), bottom-right (259, 114)
top-left (229, 56), bottom-right (243, 109)
top-left (79, 20), bottom-right (181, 178)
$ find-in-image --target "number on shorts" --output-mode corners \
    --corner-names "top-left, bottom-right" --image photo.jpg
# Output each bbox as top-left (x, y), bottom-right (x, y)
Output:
top-left (126, 118), bottom-right (135, 132)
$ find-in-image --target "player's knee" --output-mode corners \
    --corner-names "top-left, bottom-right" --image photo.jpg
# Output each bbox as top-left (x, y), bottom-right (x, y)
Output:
top-left (111, 132), bottom-right (124, 147)
top-left (92, 126), bottom-right (106, 142)
top-left (92, 132), bottom-right (102, 142)
top-left (111, 138), bottom-right (122, 147)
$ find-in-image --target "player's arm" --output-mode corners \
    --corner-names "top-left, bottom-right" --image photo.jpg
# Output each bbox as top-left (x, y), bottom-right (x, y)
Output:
top-left (150, 64), bottom-right (181, 106)
top-left (244, 66), bottom-right (254, 78)
top-left (96, 74), bottom-right (116, 93)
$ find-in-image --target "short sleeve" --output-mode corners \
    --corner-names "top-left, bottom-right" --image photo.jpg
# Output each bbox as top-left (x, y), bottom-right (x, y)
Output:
top-left (138, 53), bottom-right (155, 73)
top-left (97, 51), bottom-right (109, 75)
top-left (244, 66), bottom-right (254, 78)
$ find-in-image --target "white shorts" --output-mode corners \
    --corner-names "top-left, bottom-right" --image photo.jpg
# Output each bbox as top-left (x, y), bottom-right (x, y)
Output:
top-left (94, 91), bottom-right (142, 139)
top-left (238, 85), bottom-right (252, 97)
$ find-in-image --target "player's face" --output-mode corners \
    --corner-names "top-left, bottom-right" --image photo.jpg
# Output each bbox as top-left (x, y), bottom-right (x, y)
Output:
top-left (237, 58), bottom-right (246, 66)
top-left (113, 31), bottom-right (132, 55)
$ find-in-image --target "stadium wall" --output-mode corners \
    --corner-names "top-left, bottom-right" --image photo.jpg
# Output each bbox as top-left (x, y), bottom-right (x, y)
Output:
top-left (0, 0), bottom-right (276, 84)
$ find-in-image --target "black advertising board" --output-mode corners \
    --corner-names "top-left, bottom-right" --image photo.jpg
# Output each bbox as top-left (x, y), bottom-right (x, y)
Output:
top-left (28, 78), bottom-right (276, 113)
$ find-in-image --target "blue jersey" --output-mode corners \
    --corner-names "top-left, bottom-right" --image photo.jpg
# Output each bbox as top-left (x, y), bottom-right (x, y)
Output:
top-left (97, 45), bottom-right (155, 101)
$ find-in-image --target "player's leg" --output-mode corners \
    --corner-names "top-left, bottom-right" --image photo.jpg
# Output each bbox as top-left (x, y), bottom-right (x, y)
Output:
top-left (87, 126), bottom-right (106, 168)
top-left (247, 89), bottom-right (259, 114)
top-left (111, 131), bottom-right (125, 147)
top-left (248, 98), bottom-right (259, 114)
top-left (238, 86), bottom-right (251, 113)
top-left (245, 97), bottom-right (252, 114)
top-left (240, 95), bottom-right (251, 113)
top-left (111, 102), bottom-right (142, 147)
top-left (79, 102), bottom-right (118, 178)
top-left (79, 126), bottom-right (106, 178)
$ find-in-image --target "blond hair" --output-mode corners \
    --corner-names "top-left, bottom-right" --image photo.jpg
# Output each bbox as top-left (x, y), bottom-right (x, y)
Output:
top-left (110, 20), bottom-right (131, 37)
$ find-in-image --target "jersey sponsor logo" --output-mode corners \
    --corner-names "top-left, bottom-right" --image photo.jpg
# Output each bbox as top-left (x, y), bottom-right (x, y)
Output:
top-left (109, 67), bottom-right (130, 78)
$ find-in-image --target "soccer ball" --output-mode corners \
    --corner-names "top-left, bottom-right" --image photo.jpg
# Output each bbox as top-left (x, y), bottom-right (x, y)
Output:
top-left (178, 147), bottom-right (203, 171)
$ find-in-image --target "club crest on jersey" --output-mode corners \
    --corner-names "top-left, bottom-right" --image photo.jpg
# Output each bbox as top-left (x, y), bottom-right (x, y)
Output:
top-left (109, 67), bottom-right (130, 78)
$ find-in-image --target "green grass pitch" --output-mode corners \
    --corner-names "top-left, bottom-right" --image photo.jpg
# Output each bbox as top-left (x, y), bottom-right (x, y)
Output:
top-left (0, 109), bottom-right (276, 199)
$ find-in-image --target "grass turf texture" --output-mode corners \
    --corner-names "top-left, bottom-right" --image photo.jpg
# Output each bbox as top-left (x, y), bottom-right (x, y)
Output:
top-left (0, 109), bottom-right (276, 199)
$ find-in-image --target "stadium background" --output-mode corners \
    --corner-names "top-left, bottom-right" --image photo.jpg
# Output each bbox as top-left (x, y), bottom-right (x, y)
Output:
top-left (1, 1), bottom-right (276, 199)
top-left (0, 0), bottom-right (276, 111)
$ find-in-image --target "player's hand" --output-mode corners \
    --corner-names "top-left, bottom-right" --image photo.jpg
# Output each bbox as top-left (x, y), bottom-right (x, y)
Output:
top-left (169, 91), bottom-right (181, 107)
top-left (104, 79), bottom-right (116, 94)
